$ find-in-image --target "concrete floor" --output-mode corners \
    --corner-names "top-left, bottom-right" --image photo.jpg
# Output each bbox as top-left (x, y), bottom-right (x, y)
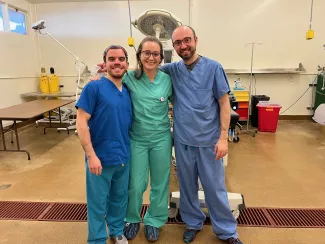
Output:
top-left (1, 120), bottom-right (325, 243)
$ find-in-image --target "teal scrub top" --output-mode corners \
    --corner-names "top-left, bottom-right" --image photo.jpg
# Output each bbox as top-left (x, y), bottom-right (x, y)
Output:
top-left (123, 70), bottom-right (173, 143)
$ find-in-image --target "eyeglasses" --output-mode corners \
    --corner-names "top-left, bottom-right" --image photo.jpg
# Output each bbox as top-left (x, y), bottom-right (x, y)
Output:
top-left (172, 37), bottom-right (192, 47)
top-left (141, 51), bottom-right (160, 59)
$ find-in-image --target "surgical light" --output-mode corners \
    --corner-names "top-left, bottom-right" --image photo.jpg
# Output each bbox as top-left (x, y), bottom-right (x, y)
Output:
top-left (131, 9), bottom-right (182, 42)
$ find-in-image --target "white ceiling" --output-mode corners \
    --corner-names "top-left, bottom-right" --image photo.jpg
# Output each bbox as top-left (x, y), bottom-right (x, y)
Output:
top-left (27, 0), bottom-right (149, 3)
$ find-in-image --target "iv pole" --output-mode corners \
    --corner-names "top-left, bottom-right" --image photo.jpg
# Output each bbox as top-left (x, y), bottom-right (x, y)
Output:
top-left (241, 42), bottom-right (262, 137)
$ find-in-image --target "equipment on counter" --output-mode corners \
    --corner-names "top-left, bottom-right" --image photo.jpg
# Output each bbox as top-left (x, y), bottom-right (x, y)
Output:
top-left (48, 67), bottom-right (60, 93)
top-left (36, 65), bottom-right (75, 128)
top-left (234, 78), bottom-right (244, 90)
top-left (39, 67), bottom-right (49, 93)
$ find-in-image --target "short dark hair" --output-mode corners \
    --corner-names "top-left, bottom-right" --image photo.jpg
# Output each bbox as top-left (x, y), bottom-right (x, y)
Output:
top-left (172, 25), bottom-right (197, 41)
top-left (103, 45), bottom-right (128, 63)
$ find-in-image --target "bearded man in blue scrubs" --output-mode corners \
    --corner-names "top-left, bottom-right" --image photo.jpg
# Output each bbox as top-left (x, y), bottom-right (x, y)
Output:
top-left (76, 45), bottom-right (132, 244)
top-left (160, 26), bottom-right (243, 244)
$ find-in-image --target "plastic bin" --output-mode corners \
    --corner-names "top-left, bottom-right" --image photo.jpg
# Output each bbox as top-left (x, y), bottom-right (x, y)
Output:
top-left (256, 103), bottom-right (282, 132)
top-left (251, 95), bottom-right (270, 127)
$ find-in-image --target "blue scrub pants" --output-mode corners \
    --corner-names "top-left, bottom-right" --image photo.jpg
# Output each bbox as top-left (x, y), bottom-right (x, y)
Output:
top-left (86, 161), bottom-right (130, 244)
top-left (174, 140), bottom-right (238, 240)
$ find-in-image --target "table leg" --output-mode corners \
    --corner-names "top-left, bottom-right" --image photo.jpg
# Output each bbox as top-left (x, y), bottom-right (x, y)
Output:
top-left (44, 110), bottom-right (52, 134)
top-left (0, 120), bottom-right (6, 150)
top-left (44, 107), bottom-right (70, 134)
top-left (59, 107), bottom-right (61, 127)
top-left (14, 120), bottom-right (30, 160)
top-left (14, 120), bottom-right (20, 150)
top-left (0, 120), bottom-right (31, 160)
top-left (49, 110), bottom-right (52, 127)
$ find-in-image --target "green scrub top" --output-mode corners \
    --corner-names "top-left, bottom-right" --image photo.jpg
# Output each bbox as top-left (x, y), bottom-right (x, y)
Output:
top-left (123, 70), bottom-right (173, 143)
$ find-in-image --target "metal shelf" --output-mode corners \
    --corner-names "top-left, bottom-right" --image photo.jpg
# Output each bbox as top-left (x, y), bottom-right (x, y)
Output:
top-left (225, 63), bottom-right (305, 74)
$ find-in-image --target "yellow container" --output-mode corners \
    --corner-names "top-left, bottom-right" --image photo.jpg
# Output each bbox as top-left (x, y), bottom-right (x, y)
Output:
top-left (39, 67), bottom-right (50, 93)
top-left (233, 90), bottom-right (249, 102)
top-left (48, 74), bottom-right (60, 93)
top-left (39, 67), bottom-right (50, 117)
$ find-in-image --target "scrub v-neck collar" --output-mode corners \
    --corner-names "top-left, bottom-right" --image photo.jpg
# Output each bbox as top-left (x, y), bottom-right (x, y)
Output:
top-left (180, 55), bottom-right (205, 77)
top-left (142, 70), bottom-right (160, 84)
top-left (105, 76), bottom-right (123, 93)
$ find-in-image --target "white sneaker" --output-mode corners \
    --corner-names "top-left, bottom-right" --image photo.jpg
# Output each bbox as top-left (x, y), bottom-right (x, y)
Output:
top-left (114, 235), bottom-right (128, 244)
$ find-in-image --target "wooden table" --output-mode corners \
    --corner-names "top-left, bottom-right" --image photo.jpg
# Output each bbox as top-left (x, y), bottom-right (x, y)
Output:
top-left (0, 99), bottom-right (75, 160)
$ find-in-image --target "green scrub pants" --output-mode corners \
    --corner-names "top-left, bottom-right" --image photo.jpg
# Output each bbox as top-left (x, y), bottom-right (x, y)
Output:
top-left (125, 133), bottom-right (172, 228)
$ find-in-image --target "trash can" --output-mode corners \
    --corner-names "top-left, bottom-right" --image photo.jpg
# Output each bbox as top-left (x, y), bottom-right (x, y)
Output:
top-left (256, 103), bottom-right (282, 132)
top-left (251, 95), bottom-right (270, 127)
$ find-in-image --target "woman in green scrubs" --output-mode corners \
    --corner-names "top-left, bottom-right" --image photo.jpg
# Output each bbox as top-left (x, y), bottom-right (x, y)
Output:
top-left (123, 36), bottom-right (173, 242)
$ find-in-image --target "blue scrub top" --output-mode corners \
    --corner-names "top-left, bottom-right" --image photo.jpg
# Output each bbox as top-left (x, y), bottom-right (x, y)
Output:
top-left (160, 56), bottom-right (230, 147)
top-left (75, 76), bottom-right (132, 166)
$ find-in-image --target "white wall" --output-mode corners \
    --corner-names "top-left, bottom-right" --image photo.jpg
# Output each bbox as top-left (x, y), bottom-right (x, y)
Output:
top-left (0, 0), bottom-right (38, 126)
top-left (191, 0), bottom-right (325, 116)
top-left (35, 0), bottom-right (189, 92)
top-left (33, 0), bottom-right (325, 115)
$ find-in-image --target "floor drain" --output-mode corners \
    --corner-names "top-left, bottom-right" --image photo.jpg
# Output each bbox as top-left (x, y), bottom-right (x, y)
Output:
top-left (1, 201), bottom-right (325, 228)
top-left (0, 184), bottom-right (12, 190)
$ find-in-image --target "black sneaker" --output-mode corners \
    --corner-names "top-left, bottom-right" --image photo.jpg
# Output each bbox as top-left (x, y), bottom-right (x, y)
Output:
top-left (123, 222), bottom-right (140, 240)
top-left (183, 229), bottom-right (200, 243)
top-left (226, 237), bottom-right (243, 244)
top-left (144, 225), bottom-right (160, 241)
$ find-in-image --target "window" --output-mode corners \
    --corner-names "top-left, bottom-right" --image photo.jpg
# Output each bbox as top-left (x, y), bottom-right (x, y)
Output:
top-left (0, 3), bottom-right (4, 31)
top-left (8, 7), bottom-right (26, 35)
top-left (0, 3), bottom-right (28, 35)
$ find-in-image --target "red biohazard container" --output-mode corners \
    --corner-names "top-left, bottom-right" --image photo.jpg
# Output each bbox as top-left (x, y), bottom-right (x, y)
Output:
top-left (256, 103), bottom-right (282, 132)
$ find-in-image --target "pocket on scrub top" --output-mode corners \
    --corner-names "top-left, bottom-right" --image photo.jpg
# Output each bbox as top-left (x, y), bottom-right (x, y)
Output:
top-left (191, 88), bottom-right (213, 110)
top-left (151, 97), bottom-right (168, 114)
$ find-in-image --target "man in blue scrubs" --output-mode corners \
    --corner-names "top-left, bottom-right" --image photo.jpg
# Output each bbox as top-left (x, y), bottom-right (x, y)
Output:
top-left (76, 45), bottom-right (132, 244)
top-left (160, 26), bottom-right (243, 244)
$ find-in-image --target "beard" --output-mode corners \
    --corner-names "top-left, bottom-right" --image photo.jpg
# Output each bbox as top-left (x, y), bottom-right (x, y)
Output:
top-left (109, 73), bottom-right (124, 79)
top-left (107, 65), bottom-right (126, 79)
top-left (178, 46), bottom-right (196, 60)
